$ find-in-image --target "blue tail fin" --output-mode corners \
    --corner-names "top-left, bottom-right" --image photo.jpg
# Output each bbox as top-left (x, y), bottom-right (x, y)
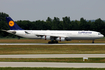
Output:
top-left (6, 17), bottom-right (23, 30)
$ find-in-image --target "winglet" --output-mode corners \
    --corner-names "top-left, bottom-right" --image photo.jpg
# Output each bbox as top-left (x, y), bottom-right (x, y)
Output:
top-left (6, 17), bottom-right (23, 30)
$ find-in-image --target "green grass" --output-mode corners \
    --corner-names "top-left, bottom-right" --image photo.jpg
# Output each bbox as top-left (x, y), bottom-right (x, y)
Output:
top-left (0, 68), bottom-right (104, 70)
top-left (0, 39), bottom-right (104, 69)
top-left (0, 38), bottom-right (105, 43)
top-left (0, 58), bottom-right (105, 63)
top-left (0, 45), bottom-right (105, 54)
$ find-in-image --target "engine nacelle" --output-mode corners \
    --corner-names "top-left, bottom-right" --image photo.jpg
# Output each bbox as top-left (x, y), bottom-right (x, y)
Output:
top-left (56, 37), bottom-right (65, 41)
top-left (56, 37), bottom-right (71, 41)
top-left (65, 37), bottom-right (71, 41)
top-left (42, 36), bottom-right (51, 40)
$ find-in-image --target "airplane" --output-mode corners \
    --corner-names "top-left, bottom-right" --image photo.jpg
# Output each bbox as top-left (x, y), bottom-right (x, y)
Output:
top-left (2, 17), bottom-right (104, 44)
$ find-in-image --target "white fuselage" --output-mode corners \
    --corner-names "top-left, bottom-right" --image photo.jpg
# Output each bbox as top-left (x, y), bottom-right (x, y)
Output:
top-left (7, 30), bottom-right (104, 41)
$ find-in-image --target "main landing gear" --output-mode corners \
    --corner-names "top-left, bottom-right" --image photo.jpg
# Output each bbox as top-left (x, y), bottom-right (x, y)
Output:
top-left (48, 40), bottom-right (58, 44)
top-left (92, 40), bottom-right (94, 43)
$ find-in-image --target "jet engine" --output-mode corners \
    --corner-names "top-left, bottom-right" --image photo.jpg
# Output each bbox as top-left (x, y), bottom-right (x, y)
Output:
top-left (56, 37), bottom-right (65, 41)
top-left (42, 36), bottom-right (51, 40)
top-left (65, 37), bottom-right (71, 41)
top-left (56, 37), bottom-right (71, 41)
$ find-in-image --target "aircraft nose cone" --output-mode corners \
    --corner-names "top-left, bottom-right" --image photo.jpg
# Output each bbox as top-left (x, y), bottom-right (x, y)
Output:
top-left (101, 34), bottom-right (104, 38)
top-left (102, 35), bottom-right (104, 37)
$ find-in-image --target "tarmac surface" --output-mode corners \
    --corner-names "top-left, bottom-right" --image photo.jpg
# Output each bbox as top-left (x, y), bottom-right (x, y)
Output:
top-left (0, 43), bottom-right (105, 45)
top-left (0, 54), bottom-right (105, 58)
top-left (0, 62), bottom-right (105, 68)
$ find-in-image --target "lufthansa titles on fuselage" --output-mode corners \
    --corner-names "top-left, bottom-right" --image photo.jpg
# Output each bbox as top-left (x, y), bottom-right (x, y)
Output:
top-left (78, 31), bottom-right (92, 34)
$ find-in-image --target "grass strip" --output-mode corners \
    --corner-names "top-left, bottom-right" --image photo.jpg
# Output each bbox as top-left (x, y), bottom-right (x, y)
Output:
top-left (0, 68), bottom-right (105, 70)
top-left (0, 58), bottom-right (105, 63)
top-left (0, 38), bottom-right (105, 43)
top-left (0, 45), bottom-right (105, 54)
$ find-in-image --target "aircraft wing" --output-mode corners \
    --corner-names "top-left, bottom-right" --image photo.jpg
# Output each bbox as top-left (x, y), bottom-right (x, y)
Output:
top-left (36, 34), bottom-right (67, 38)
top-left (1, 29), bottom-right (8, 32)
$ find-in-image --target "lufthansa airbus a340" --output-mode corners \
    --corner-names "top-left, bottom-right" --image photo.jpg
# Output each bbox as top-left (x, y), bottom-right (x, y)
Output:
top-left (3, 17), bottom-right (104, 43)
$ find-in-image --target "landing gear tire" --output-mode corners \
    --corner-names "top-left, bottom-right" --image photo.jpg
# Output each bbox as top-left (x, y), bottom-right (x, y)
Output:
top-left (48, 41), bottom-right (52, 44)
top-left (55, 40), bottom-right (58, 43)
top-left (92, 40), bottom-right (94, 43)
top-left (48, 41), bottom-right (58, 44)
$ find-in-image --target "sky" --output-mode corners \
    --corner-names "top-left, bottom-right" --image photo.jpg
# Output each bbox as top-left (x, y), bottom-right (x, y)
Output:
top-left (0, 0), bottom-right (105, 21)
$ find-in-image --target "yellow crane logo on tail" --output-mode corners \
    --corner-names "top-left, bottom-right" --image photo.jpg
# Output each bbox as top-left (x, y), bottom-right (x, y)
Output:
top-left (9, 21), bottom-right (14, 27)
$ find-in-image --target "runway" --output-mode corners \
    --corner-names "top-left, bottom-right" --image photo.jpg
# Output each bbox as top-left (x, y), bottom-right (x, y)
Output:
top-left (0, 54), bottom-right (105, 58)
top-left (0, 43), bottom-right (105, 45)
top-left (0, 62), bottom-right (105, 68)
top-left (0, 43), bottom-right (105, 68)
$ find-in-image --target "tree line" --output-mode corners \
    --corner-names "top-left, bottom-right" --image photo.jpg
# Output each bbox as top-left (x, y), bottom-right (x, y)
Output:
top-left (0, 12), bottom-right (105, 38)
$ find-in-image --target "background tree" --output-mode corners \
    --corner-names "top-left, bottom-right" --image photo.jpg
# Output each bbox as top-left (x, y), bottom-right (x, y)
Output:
top-left (52, 17), bottom-right (60, 30)
top-left (62, 16), bottom-right (71, 30)
top-left (79, 17), bottom-right (88, 30)
top-left (94, 18), bottom-right (105, 35)
top-left (0, 12), bottom-right (10, 38)
top-left (46, 17), bottom-right (52, 30)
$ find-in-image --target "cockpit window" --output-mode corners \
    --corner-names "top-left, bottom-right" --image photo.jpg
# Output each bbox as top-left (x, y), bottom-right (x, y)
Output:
top-left (98, 32), bottom-right (101, 35)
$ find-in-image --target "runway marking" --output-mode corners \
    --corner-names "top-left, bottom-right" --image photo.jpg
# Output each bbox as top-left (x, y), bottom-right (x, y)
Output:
top-left (0, 43), bottom-right (105, 45)
top-left (0, 54), bottom-right (105, 58)
top-left (0, 62), bottom-right (105, 68)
